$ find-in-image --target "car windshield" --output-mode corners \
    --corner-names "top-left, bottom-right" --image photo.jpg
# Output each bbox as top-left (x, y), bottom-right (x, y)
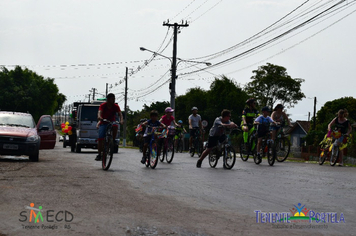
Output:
top-left (0, 113), bottom-right (36, 128)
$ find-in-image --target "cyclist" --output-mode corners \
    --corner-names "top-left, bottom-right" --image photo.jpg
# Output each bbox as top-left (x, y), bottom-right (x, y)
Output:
top-left (95, 93), bottom-right (124, 161)
top-left (241, 98), bottom-right (259, 148)
top-left (254, 106), bottom-right (277, 160)
top-left (188, 107), bottom-right (203, 153)
top-left (271, 104), bottom-right (290, 141)
top-left (327, 109), bottom-right (352, 166)
top-left (196, 109), bottom-right (237, 168)
top-left (135, 118), bottom-right (147, 149)
top-left (175, 120), bottom-right (187, 147)
top-left (159, 107), bottom-right (178, 153)
top-left (141, 110), bottom-right (166, 164)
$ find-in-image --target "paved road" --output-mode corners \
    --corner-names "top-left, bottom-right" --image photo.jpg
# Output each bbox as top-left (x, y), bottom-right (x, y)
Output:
top-left (0, 141), bottom-right (355, 236)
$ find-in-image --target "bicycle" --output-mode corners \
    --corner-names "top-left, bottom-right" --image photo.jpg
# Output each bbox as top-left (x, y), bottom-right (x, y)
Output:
top-left (208, 126), bottom-right (237, 169)
top-left (175, 130), bottom-right (185, 153)
top-left (251, 124), bottom-right (277, 166)
top-left (144, 125), bottom-right (163, 169)
top-left (320, 131), bottom-right (350, 166)
top-left (160, 126), bottom-right (175, 163)
top-left (101, 119), bottom-right (120, 170)
top-left (318, 133), bottom-right (333, 165)
top-left (274, 126), bottom-right (291, 162)
top-left (190, 127), bottom-right (203, 157)
top-left (239, 125), bottom-right (257, 162)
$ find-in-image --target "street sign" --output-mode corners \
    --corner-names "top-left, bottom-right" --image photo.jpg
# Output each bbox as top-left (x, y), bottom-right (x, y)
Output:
top-left (202, 120), bottom-right (208, 128)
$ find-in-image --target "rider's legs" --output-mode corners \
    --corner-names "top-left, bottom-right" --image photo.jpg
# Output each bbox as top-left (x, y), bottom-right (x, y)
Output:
top-left (197, 135), bottom-right (219, 167)
top-left (96, 124), bottom-right (108, 160)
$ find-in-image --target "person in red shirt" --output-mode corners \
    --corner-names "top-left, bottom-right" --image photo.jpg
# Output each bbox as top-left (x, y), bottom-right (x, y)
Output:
top-left (95, 93), bottom-right (124, 161)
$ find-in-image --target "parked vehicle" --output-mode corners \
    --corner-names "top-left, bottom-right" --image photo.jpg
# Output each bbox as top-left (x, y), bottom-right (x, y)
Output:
top-left (0, 111), bottom-right (56, 162)
top-left (69, 101), bottom-right (119, 153)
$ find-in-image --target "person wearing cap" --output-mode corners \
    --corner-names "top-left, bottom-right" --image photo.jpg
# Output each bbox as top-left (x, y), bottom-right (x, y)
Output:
top-left (188, 107), bottom-right (203, 152)
top-left (96, 93), bottom-right (124, 161)
top-left (254, 106), bottom-right (277, 161)
top-left (241, 98), bottom-right (259, 147)
top-left (271, 104), bottom-right (290, 141)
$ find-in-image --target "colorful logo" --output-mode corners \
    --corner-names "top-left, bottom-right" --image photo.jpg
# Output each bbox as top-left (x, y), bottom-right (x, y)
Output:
top-left (255, 202), bottom-right (346, 224)
top-left (25, 203), bottom-right (44, 223)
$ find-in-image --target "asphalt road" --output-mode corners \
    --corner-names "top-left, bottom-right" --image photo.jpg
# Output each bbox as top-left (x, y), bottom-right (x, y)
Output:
top-left (0, 141), bottom-right (355, 236)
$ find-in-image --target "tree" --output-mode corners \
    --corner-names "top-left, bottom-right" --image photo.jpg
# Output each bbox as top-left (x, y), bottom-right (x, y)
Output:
top-left (245, 63), bottom-right (305, 109)
top-left (0, 66), bottom-right (66, 121)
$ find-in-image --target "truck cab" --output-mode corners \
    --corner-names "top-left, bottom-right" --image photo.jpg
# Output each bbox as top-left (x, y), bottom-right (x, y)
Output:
top-left (69, 101), bottom-right (120, 153)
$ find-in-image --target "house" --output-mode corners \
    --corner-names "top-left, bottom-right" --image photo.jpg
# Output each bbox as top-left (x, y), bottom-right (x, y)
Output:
top-left (288, 120), bottom-right (311, 147)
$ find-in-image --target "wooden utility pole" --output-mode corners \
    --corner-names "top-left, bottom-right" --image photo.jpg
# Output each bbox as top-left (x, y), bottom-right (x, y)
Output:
top-left (123, 67), bottom-right (128, 147)
top-left (313, 97), bottom-right (317, 130)
top-left (105, 83), bottom-right (108, 97)
top-left (163, 21), bottom-right (189, 116)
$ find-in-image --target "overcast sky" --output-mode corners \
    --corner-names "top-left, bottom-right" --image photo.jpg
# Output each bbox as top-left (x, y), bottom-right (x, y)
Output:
top-left (1, 0), bottom-right (355, 121)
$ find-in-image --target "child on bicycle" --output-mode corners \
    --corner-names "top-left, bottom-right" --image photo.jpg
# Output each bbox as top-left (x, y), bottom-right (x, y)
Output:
top-left (141, 110), bottom-right (166, 164)
top-left (327, 109), bottom-right (352, 166)
top-left (196, 109), bottom-right (237, 168)
top-left (175, 120), bottom-right (187, 147)
top-left (254, 106), bottom-right (278, 160)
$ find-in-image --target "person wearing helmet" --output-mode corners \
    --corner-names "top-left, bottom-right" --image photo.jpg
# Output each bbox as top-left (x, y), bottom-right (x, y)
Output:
top-left (271, 104), bottom-right (290, 141)
top-left (188, 107), bottom-right (203, 153)
top-left (254, 106), bottom-right (277, 161)
top-left (160, 107), bottom-right (178, 127)
top-left (241, 98), bottom-right (259, 147)
top-left (174, 120), bottom-right (187, 148)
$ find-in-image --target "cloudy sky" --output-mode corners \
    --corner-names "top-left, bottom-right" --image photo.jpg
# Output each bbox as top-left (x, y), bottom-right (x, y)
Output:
top-left (1, 0), bottom-right (355, 121)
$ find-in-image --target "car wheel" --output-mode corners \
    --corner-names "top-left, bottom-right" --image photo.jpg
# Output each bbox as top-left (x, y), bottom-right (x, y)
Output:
top-left (29, 150), bottom-right (39, 162)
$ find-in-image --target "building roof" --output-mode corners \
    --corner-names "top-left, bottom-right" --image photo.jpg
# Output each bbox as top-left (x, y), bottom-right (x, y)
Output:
top-left (288, 120), bottom-right (311, 135)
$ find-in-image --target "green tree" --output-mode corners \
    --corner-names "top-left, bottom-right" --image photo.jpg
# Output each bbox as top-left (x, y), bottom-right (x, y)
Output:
top-left (0, 66), bottom-right (66, 121)
top-left (245, 63), bottom-right (305, 109)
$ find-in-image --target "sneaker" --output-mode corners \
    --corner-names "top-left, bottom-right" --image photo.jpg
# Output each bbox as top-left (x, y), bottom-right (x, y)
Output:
top-left (141, 156), bottom-right (146, 164)
top-left (196, 159), bottom-right (202, 168)
top-left (95, 155), bottom-right (102, 161)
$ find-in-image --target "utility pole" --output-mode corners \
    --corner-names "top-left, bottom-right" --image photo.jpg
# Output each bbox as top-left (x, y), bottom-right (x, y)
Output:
top-left (105, 83), bottom-right (108, 97)
top-left (313, 97), bottom-right (317, 130)
top-left (88, 93), bottom-right (91, 103)
top-left (163, 21), bottom-right (189, 116)
top-left (92, 88), bottom-right (96, 101)
top-left (123, 67), bottom-right (128, 147)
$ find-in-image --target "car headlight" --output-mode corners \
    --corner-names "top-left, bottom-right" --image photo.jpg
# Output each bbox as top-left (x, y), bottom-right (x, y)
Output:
top-left (26, 135), bottom-right (39, 142)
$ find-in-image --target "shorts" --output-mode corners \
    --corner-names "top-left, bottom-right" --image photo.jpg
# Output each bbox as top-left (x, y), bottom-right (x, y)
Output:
top-left (207, 135), bottom-right (227, 148)
top-left (98, 123), bottom-right (118, 140)
top-left (190, 128), bottom-right (199, 138)
top-left (144, 136), bottom-right (151, 144)
top-left (257, 129), bottom-right (269, 138)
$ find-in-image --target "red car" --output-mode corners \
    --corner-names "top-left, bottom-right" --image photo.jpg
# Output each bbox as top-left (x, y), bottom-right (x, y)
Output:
top-left (0, 112), bottom-right (56, 162)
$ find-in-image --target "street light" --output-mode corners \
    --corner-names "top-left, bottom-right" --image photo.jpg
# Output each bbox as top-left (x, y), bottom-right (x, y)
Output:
top-left (140, 46), bottom-right (212, 115)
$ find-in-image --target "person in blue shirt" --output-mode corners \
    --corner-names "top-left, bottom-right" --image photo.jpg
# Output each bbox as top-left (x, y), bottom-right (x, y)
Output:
top-left (254, 106), bottom-right (277, 160)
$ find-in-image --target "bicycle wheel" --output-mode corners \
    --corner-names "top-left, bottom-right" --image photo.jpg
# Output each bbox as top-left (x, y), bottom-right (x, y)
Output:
top-left (198, 141), bottom-right (203, 157)
top-left (159, 139), bottom-right (165, 162)
top-left (166, 138), bottom-right (175, 163)
top-left (149, 142), bottom-right (158, 169)
top-left (253, 152), bottom-right (261, 165)
top-left (177, 139), bottom-right (183, 153)
top-left (267, 142), bottom-right (276, 166)
top-left (275, 137), bottom-right (290, 162)
top-left (208, 148), bottom-right (219, 168)
top-left (330, 145), bottom-right (339, 166)
top-left (318, 147), bottom-right (328, 165)
top-left (239, 139), bottom-right (249, 161)
top-left (102, 138), bottom-right (114, 170)
top-left (145, 149), bottom-right (150, 167)
top-left (224, 146), bottom-right (236, 169)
